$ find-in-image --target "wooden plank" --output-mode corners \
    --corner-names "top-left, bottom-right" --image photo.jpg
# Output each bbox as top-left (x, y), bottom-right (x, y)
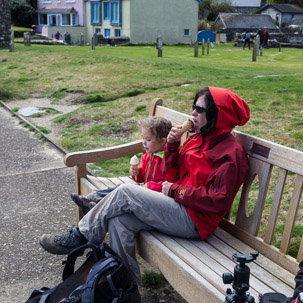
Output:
top-left (264, 168), bottom-right (288, 244)
top-left (213, 228), bottom-right (295, 294)
top-left (220, 219), bottom-right (299, 275)
top-left (64, 140), bottom-right (144, 167)
top-left (137, 231), bottom-right (225, 303)
top-left (118, 176), bottom-right (138, 185)
top-left (87, 175), bottom-right (109, 190)
top-left (95, 177), bottom-right (116, 188)
top-left (108, 177), bottom-right (124, 185)
top-left (233, 130), bottom-right (303, 175)
top-left (280, 174), bottom-right (303, 254)
top-left (204, 235), bottom-right (284, 295)
top-left (235, 158), bottom-right (272, 235)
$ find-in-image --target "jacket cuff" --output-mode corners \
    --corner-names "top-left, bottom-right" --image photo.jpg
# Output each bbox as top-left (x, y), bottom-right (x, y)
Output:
top-left (166, 141), bottom-right (180, 152)
top-left (168, 183), bottom-right (179, 198)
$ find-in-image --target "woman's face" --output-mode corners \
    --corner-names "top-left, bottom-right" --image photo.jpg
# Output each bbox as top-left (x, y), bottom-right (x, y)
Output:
top-left (192, 95), bottom-right (208, 134)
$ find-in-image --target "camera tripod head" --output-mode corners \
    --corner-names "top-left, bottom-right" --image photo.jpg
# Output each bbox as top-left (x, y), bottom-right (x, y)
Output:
top-left (222, 251), bottom-right (259, 303)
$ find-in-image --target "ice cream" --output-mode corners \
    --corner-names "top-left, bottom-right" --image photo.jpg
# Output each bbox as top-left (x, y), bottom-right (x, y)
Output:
top-left (130, 155), bottom-right (139, 181)
top-left (168, 119), bottom-right (194, 143)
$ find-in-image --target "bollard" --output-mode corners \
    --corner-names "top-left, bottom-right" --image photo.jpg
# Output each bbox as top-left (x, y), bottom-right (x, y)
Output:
top-left (81, 34), bottom-right (84, 46)
top-left (252, 39), bottom-right (257, 62)
top-left (256, 34), bottom-right (260, 56)
top-left (260, 45), bottom-right (263, 56)
top-left (156, 36), bottom-right (163, 57)
top-left (24, 32), bottom-right (31, 46)
top-left (9, 29), bottom-right (14, 52)
top-left (207, 38), bottom-right (210, 55)
top-left (194, 41), bottom-right (198, 57)
top-left (202, 38), bottom-right (205, 55)
top-left (91, 36), bottom-right (95, 50)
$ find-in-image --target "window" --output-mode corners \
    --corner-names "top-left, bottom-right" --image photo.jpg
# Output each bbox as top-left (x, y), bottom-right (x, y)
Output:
top-left (105, 29), bottom-right (110, 37)
top-left (48, 14), bottom-right (61, 26)
top-left (115, 29), bottom-right (120, 37)
top-left (95, 28), bottom-right (101, 33)
top-left (72, 14), bottom-right (77, 25)
top-left (184, 29), bottom-right (190, 36)
top-left (104, 2), bottom-right (110, 20)
top-left (62, 14), bottom-right (71, 25)
top-left (110, 1), bottom-right (119, 24)
top-left (39, 14), bottom-right (48, 25)
top-left (91, 2), bottom-right (101, 24)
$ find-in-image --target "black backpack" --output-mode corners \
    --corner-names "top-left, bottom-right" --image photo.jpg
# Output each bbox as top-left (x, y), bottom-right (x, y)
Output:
top-left (26, 243), bottom-right (134, 303)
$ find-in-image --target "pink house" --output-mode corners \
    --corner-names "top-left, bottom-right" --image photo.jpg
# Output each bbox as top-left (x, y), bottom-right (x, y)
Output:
top-left (36, 0), bottom-right (86, 43)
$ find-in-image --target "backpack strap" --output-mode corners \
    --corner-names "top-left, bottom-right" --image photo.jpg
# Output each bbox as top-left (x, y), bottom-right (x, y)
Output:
top-left (81, 256), bottom-right (120, 303)
top-left (62, 243), bottom-right (104, 280)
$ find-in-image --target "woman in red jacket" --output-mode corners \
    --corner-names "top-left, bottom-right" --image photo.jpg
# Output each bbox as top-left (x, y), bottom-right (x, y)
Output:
top-left (40, 87), bottom-right (250, 297)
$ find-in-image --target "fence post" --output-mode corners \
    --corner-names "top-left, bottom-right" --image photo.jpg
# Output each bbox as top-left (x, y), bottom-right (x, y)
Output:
top-left (207, 38), bottom-right (210, 55)
top-left (80, 34), bottom-right (84, 46)
top-left (91, 36), bottom-right (95, 50)
top-left (252, 38), bottom-right (257, 62)
top-left (194, 41), bottom-right (198, 57)
top-left (156, 36), bottom-right (163, 57)
top-left (24, 32), bottom-right (31, 46)
top-left (256, 34), bottom-right (260, 56)
top-left (202, 38), bottom-right (205, 55)
top-left (9, 29), bottom-right (14, 52)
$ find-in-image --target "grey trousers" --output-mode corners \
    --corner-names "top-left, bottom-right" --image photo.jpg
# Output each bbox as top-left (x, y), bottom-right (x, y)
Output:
top-left (78, 183), bottom-right (199, 284)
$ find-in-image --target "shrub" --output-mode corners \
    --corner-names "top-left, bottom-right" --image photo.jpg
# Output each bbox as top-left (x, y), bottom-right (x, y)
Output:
top-left (11, 0), bottom-right (37, 28)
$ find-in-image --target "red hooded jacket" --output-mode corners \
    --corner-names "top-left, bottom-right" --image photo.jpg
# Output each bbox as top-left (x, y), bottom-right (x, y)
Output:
top-left (132, 151), bottom-right (165, 192)
top-left (164, 87), bottom-right (250, 240)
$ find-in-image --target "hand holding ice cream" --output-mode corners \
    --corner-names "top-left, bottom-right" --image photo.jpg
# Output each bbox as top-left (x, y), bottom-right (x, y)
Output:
top-left (130, 155), bottom-right (140, 181)
top-left (167, 119), bottom-right (194, 143)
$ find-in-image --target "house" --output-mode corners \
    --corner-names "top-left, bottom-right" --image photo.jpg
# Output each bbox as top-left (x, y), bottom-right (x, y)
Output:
top-left (257, 3), bottom-right (303, 27)
top-left (36, 0), bottom-right (201, 45)
top-left (217, 0), bottom-right (262, 13)
top-left (0, 0), bottom-right (11, 47)
top-left (212, 13), bottom-right (278, 41)
top-left (86, 0), bottom-right (201, 45)
top-left (36, 0), bottom-right (86, 44)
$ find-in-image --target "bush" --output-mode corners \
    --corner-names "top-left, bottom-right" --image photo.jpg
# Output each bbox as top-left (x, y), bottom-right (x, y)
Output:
top-left (11, 0), bottom-right (37, 28)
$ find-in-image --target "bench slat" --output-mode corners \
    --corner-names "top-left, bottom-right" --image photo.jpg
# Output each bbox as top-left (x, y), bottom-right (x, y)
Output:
top-left (264, 168), bottom-right (288, 244)
top-left (137, 231), bottom-right (225, 303)
top-left (87, 175), bottom-right (109, 190)
top-left (236, 157), bottom-right (272, 235)
top-left (280, 174), bottom-right (303, 254)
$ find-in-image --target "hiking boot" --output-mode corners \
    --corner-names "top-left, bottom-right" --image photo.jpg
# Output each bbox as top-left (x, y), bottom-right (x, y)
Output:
top-left (39, 225), bottom-right (87, 255)
top-left (70, 193), bottom-right (91, 213)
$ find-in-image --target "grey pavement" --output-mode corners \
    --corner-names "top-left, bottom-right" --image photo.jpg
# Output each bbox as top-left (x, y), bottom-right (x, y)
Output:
top-left (0, 106), bottom-right (77, 303)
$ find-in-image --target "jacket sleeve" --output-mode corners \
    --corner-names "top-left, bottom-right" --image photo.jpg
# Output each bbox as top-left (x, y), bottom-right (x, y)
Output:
top-left (146, 181), bottom-right (164, 192)
top-left (132, 153), bottom-right (147, 183)
top-left (168, 146), bottom-right (249, 216)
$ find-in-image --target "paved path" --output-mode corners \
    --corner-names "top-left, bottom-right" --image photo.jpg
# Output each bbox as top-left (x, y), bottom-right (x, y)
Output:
top-left (0, 106), bottom-right (76, 303)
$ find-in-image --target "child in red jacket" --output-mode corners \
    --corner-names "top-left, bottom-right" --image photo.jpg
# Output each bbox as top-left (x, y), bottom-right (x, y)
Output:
top-left (71, 116), bottom-right (172, 212)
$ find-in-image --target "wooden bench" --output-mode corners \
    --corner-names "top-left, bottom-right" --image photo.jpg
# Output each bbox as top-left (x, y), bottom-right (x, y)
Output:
top-left (64, 98), bottom-right (303, 303)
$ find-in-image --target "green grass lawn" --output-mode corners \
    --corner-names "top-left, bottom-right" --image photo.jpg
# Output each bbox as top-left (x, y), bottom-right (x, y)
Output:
top-left (1, 42), bottom-right (303, 255)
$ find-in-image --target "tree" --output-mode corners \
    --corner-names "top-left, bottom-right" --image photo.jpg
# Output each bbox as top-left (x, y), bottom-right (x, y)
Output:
top-left (11, 0), bottom-right (37, 27)
top-left (267, 0), bottom-right (303, 7)
top-left (199, 0), bottom-right (235, 21)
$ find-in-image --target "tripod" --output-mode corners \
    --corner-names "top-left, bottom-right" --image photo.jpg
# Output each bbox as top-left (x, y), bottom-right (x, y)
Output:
top-left (222, 252), bottom-right (259, 303)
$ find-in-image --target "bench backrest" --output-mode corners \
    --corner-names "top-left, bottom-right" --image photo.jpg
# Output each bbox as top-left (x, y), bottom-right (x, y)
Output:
top-left (151, 99), bottom-right (303, 275)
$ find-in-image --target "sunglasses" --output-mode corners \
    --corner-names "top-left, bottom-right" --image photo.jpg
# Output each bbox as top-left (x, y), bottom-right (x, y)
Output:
top-left (192, 104), bottom-right (207, 114)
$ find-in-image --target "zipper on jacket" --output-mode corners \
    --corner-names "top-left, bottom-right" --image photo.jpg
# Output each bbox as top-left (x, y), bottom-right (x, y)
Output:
top-left (212, 170), bottom-right (224, 192)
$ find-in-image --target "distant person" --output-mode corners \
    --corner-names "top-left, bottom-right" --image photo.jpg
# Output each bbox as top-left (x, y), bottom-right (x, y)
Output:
top-left (257, 28), bottom-right (264, 49)
top-left (263, 26), bottom-right (269, 49)
top-left (243, 31), bottom-right (251, 50)
top-left (54, 31), bottom-right (62, 40)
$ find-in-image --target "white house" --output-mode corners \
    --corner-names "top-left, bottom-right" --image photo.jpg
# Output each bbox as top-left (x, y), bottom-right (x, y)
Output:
top-left (86, 0), bottom-right (201, 45)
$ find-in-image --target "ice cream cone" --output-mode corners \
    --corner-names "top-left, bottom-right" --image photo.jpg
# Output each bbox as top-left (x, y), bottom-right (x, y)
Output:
top-left (179, 119), bottom-right (194, 134)
top-left (130, 155), bottom-right (139, 181)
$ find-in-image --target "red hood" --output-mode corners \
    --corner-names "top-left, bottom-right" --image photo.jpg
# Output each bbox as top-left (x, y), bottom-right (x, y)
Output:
top-left (209, 87), bottom-right (250, 132)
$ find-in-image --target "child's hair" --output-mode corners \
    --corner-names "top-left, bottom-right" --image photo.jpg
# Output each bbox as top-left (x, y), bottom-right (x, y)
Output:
top-left (138, 116), bottom-right (172, 141)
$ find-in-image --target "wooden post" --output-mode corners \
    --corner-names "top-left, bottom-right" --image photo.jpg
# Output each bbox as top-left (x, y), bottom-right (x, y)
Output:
top-left (256, 34), bottom-right (260, 56)
top-left (24, 32), bottom-right (31, 46)
top-left (202, 38), bottom-right (205, 55)
top-left (207, 38), bottom-right (210, 55)
top-left (80, 34), bottom-right (84, 46)
top-left (94, 33), bottom-right (98, 46)
top-left (156, 36), bottom-right (163, 57)
top-left (194, 41), bottom-right (198, 57)
top-left (9, 29), bottom-right (14, 52)
top-left (91, 36), bottom-right (95, 50)
top-left (260, 45), bottom-right (263, 56)
top-left (252, 38), bottom-right (257, 62)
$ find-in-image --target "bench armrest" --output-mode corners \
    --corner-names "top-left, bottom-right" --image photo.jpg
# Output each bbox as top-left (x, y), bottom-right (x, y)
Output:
top-left (64, 140), bottom-right (144, 167)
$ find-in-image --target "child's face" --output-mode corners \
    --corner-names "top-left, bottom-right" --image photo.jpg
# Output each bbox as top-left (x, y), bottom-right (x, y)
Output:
top-left (141, 127), bottom-right (166, 154)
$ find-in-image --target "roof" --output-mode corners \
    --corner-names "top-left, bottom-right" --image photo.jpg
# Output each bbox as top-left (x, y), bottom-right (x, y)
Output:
top-left (257, 4), bottom-right (303, 14)
top-left (214, 13), bottom-right (278, 29)
top-left (36, 8), bottom-right (77, 14)
top-left (229, 0), bottom-right (261, 7)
